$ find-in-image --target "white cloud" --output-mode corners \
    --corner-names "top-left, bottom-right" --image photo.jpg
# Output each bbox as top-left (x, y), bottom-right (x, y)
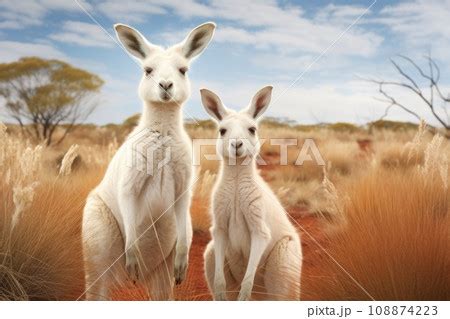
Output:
top-left (376, 0), bottom-right (450, 59)
top-left (214, 25), bottom-right (382, 57)
top-left (96, 1), bottom-right (167, 23)
top-left (209, 0), bottom-right (382, 57)
top-left (88, 73), bottom-right (142, 124)
top-left (0, 0), bottom-right (91, 29)
top-left (271, 82), bottom-right (384, 124)
top-left (191, 78), bottom-right (448, 126)
top-left (316, 4), bottom-right (371, 26)
top-left (271, 81), bottom-right (450, 126)
top-left (209, 0), bottom-right (305, 28)
top-left (379, 0), bottom-right (450, 40)
top-left (0, 20), bottom-right (26, 29)
top-left (0, 41), bottom-right (67, 62)
top-left (191, 79), bottom-right (378, 124)
top-left (250, 53), bottom-right (314, 72)
top-left (94, 0), bottom-right (382, 58)
top-left (96, 0), bottom-right (212, 23)
top-left (249, 52), bottom-right (358, 77)
top-left (49, 21), bottom-right (115, 48)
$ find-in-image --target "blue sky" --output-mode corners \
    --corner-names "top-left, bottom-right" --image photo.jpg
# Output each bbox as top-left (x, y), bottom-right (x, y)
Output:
top-left (1, 0), bottom-right (450, 126)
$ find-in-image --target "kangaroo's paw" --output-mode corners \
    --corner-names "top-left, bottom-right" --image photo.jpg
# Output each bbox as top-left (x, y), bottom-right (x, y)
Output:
top-left (213, 277), bottom-right (227, 301)
top-left (214, 291), bottom-right (227, 301)
top-left (238, 281), bottom-right (253, 301)
top-left (125, 249), bottom-right (140, 283)
top-left (174, 251), bottom-right (188, 285)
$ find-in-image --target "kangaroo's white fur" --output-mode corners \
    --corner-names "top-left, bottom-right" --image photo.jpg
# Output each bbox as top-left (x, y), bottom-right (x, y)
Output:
top-left (201, 87), bottom-right (302, 300)
top-left (82, 22), bottom-right (215, 300)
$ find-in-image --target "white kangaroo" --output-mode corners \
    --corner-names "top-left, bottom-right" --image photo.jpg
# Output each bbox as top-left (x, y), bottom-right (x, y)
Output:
top-left (201, 86), bottom-right (302, 300)
top-left (82, 22), bottom-right (215, 300)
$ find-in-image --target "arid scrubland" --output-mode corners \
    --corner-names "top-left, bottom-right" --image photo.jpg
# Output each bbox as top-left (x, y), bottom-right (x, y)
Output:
top-left (0, 119), bottom-right (449, 300)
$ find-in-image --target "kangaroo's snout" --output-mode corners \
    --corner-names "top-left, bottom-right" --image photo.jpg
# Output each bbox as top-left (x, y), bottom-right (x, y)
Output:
top-left (231, 140), bottom-right (243, 149)
top-left (159, 81), bottom-right (173, 91)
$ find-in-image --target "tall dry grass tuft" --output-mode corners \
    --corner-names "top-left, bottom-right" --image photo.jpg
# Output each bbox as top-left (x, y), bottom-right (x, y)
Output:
top-left (1, 176), bottom-right (102, 300)
top-left (59, 144), bottom-right (80, 176)
top-left (377, 120), bottom-right (430, 170)
top-left (0, 123), bottom-right (106, 300)
top-left (190, 170), bottom-right (216, 232)
top-left (303, 132), bottom-right (450, 301)
top-left (10, 182), bottom-right (39, 231)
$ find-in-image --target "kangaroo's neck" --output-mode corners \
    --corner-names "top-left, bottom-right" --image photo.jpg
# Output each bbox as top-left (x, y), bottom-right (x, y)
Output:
top-left (138, 101), bottom-right (184, 134)
top-left (220, 157), bottom-right (258, 181)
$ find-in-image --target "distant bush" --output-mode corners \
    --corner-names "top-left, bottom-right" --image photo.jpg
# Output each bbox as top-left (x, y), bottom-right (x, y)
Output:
top-left (185, 119), bottom-right (216, 130)
top-left (327, 122), bottom-right (361, 133)
top-left (122, 114), bottom-right (141, 128)
top-left (294, 124), bottom-right (321, 132)
top-left (260, 116), bottom-right (296, 129)
top-left (294, 122), bottom-right (361, 133)
top-left (368, 120), bottom-right (419, 132)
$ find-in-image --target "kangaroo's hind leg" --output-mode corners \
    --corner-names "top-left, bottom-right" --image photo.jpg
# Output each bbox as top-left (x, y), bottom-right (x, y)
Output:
top-left (263, 236), bottom-right (302, 300)
top-left (204, 241), bottom-right (240, 300)
top-left (82, 192), bottom-right (126, 300)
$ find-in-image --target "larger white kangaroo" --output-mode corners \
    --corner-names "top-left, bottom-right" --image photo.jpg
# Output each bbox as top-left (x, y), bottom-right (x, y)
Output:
top-left (201, 86), bottom-right (302, 300)
top-left (82, 22), bottom-right (215, 300)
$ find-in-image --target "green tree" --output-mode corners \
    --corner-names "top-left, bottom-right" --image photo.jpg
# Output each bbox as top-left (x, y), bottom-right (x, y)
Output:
top-left (0, 57), bottom-right (104, 145)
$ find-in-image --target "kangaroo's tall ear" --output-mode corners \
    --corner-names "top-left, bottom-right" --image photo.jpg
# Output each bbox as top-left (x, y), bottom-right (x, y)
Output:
top-left (114, 24), bottom-right (156, 60)
top-left (182, 22), bottom-right (216, 59)
top-left (200, 88), bottom-right (228, 122)
top-left (247, 86), bottom-right (273, 120)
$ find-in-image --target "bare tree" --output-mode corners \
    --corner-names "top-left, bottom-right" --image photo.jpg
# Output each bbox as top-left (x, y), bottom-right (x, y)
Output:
top-left (368, 55), bottom-right (450, 132)
top-left (0, 57), bottom-right (104, 145)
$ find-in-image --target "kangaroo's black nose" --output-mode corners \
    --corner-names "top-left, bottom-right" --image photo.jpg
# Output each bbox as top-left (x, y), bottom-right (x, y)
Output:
top-left (159, 81), bottom-right (173, 91)
top-left (232, 140), bottom-right (243, 149)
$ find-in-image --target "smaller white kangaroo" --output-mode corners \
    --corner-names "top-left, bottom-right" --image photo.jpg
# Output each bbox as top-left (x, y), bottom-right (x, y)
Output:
top-left (201, 86), bottom-right (302, 301)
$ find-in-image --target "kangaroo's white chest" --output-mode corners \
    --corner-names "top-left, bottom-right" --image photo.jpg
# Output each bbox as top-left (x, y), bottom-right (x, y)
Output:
top-left (214, 181), bottom-right (252, 257)
top-left (129, 131), bottom-right (190, 212)
top-left (98, 128), bottom-right (192, 228)
top-left (228, 205), bottom-right (251, 257)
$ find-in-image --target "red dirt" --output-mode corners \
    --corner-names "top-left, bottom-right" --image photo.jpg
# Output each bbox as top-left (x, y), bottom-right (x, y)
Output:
top-left (111, 208), bottom-right (327, 300)
top-left (174, 231), bottom-right (212, 300)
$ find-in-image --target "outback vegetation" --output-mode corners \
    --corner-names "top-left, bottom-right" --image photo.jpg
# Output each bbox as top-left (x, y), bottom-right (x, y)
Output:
top-left (0, 116), bottom-right (448, 300)
top-left (0, 57), bottom-right (104, 146)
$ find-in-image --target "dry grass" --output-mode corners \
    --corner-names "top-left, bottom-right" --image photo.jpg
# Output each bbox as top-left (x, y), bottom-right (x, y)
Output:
top-left (0, 175), bottom-right (102, 300)
top-left (191, 169), bottom-right (216, 232)
top-left (303, 169), bottom-right (450, 300)
top-left (302, 130), bottom-right (450, 300)
top-left (0, 123), bottom-right (111, 300)
top-left (0, 120), bottom-right (449, 300)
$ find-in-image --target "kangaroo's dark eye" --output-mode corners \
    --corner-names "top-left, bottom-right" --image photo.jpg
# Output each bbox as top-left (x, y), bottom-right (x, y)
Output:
top-left (248, 127), bottom-right (257, 135)
top-left (144, 67), bottom-right (153, 76)
top-left (219, 128), bottom-right (227, 136)
top-left (179, 67), bottom-right (188, 75)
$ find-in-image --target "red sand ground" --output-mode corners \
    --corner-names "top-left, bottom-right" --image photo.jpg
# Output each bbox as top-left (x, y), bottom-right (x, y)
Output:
top-left (111, 209), bottom-right (328, 301)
